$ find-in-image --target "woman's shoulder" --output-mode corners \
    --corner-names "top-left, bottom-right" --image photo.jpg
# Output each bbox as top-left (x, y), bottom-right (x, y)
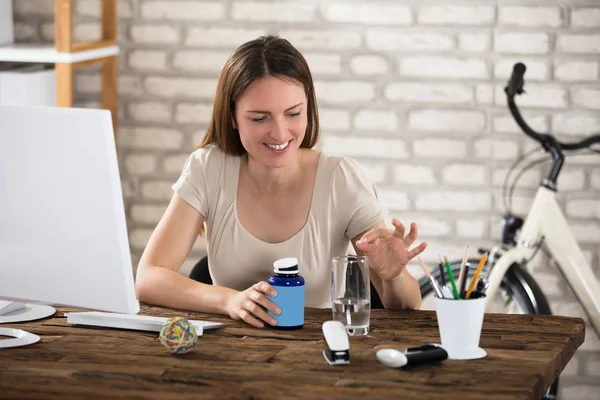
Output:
top-left (317, 151), bottom-right (365, 178)
top-left (188, 143), bottom-right (241, 168)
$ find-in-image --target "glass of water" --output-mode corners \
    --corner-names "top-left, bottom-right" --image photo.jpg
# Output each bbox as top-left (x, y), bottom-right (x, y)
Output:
top-left (331, 255), bottom-right (371, 336)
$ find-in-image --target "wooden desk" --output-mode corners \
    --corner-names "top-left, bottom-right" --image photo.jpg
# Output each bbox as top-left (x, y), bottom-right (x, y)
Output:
top-left (0, 305), bottom-right (585, 400)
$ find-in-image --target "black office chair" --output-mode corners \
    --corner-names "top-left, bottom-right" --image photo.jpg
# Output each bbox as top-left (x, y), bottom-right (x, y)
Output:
top-left (189, 256), bottom-right (385, 309)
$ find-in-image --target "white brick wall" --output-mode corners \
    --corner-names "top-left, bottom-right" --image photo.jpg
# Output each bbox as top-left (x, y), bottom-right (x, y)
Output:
top-left (494, 83), bottom-right (568, 109)
top-left (571, 8), bottom-right (600, 28)
top-left (553, 112), bottom-right (600, 135)
top-left (76, 0), bottom-right (133, 18)
top-left (319, 109), bottom-right (351, 130)
top-left (413, 138), bottom-right (467, 159)
top-left (377, 190), bottom-right (410, 212)
top-left (385, 82), bottom-right (473, 104)
top-left (141, 181), bottom-right (176, 201)
top-left (144, 77), bottom-right (218, 99)
top-left (130, 25), bottom-right (180, 44)
top-left (321, 3), bottom-right (412, 25)
top-left (185, 27), bottom-right (267, 47)
top-left (119, 127), bottom-right (183, 150)
top-left (321, 137), bottom-right (408, 159)
top-left (130, 204), bottom-right (168, 225)
top-left (442, 164), bottom-right (487, 186)
top-left (566, 199), bottom-right (600, 219)
top-left (572, 88), bottom-right (600, 110)
top-left (572, 223), bottom-right (600, 244)
top-left (398, 56), bottom-right (488, 79)
top-left (366, 30), bottom-right (454, 51)
top-left (473, 139), bottom-right (520, 160)
top-left (494, 59), bottom-right (549, 81)
top-left (129, 50), bottom-right (167, 71)
top-left (314, 81), bottom-right (375, 104)
top-left (125, 154), bottom-right (157, 175)
top-left (280, 30), bottom-right (361, 50)
top-left (173, 51), bottom-right (231, 72)
top-left (415, 191), bottom-right (491, 212)
top-left (393, 164), bottom-right (436, 185)
top-left (354, 110), bottom-right (398, 132)
top-left (408, 109), bottom-right (485, 132)
top-left (417, 6), bottom-right (494, 25)
top-left (558, 34), bottom-right (600, 54)
top-left (128, 102), bottom-right (172, 122)
top-left (303, 53), bottom-right (341, 75)
top-left (232, 2), bottom-right (317, 22)
top-left (592, 170), bottom-right (600, 190)
top-left (141, 1), bottom-right (224, 21)
top-left (554, 60), bottom-right (599, 82)
top-left (458, 33), bottom-right (490, 52)
top-left (498, 7), bottom-right (562, 28)
top-left (13, 1), bottom-right (591, 396)
top-left (175, 103), bottom-right (213, 124)
top-left (456, 218), bottom-right (487, 239)
top-left (350, 55), bottom-right (388, 75)
top-left (493, 113), bottom-right (549, 134)
top-left (494, 32), bottom-right (550, 54)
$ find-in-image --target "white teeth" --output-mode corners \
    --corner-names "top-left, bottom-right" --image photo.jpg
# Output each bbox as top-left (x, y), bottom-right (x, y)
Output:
top-left (266, 141), bottom-right (289, 150)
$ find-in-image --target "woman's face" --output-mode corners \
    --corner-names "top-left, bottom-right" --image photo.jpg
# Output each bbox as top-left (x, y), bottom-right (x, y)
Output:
top-left (234, 76), bottom-right (308, 168)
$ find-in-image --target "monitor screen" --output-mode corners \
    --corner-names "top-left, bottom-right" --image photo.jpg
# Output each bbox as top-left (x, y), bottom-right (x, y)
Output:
top-left (0, 105), bottom-right (139, 314)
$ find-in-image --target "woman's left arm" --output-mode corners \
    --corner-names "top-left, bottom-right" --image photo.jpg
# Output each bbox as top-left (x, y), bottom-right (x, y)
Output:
top-left (352, 218), bottom-right (427, 310)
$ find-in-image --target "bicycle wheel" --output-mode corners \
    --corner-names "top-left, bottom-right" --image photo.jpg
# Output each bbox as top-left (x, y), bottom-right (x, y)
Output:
top-left (419, 260), bottom-right (558, 399)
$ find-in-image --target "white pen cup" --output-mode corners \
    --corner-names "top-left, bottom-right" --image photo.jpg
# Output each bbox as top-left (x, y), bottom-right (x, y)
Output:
top-left (434, 295), bottom-right (487, 360)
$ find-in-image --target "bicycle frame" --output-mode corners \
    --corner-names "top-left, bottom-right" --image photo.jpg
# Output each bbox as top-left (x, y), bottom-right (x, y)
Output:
top-left (486, 185), bottom-right (600, 338)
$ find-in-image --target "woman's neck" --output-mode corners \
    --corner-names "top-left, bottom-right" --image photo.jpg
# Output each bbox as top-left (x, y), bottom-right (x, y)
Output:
top-left (243, 151), bottom-right (305, 196)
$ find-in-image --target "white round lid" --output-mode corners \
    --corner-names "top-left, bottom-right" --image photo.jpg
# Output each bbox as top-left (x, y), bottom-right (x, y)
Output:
top-left (273, 257), bottom-right (299, 274)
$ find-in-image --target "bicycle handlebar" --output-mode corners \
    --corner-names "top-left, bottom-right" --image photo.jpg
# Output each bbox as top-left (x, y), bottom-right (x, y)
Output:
top-left (505, 63), bottom-right (600, 152)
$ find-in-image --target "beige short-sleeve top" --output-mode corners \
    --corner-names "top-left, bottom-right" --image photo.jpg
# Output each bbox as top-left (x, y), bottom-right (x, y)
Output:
top-left (172, 144), bottom-right (387, 308)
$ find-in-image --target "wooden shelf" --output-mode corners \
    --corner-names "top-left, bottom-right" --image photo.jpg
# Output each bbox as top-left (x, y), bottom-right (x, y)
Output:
top-left (0, 43), bottom-right (119, 64)
top-left (1, 0), bottom-right (119, 140)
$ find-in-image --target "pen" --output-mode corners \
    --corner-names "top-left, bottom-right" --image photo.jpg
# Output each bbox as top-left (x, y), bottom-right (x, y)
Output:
top-left (417, 257), bottom-right (444, 299)
top-left (444, 256), bottom-right (460, 300)
top-left (465, 253), bottom-right (488, 299)
top-left (456, 246), bottom-right (468, 298)
top-left (438, 255), bottom-right (446, 286)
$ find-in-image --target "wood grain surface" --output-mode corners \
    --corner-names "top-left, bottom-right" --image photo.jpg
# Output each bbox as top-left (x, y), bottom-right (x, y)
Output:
top-left (0, 305), bottom-right (585, 400)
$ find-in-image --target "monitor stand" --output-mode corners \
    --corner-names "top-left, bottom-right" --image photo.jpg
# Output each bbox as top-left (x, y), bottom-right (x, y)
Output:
top-left (0, 327), bottom-right (40, 348)
top-left (0, 303), bottom-right (56, 348)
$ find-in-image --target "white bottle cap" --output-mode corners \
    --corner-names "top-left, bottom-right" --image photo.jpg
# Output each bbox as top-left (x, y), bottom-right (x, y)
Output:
top-left (273, 257), bottom-right (299, 274)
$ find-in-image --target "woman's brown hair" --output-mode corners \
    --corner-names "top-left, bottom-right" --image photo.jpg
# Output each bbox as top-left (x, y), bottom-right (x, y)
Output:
top-left (198, 35), bottom-right (320, 154)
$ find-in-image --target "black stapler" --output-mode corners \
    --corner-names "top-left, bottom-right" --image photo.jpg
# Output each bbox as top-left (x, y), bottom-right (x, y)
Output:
top-left (322, 321), bottom-right (349, 365)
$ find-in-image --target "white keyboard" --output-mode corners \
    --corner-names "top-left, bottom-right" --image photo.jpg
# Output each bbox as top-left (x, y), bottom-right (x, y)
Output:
top-left (65, 311), bottom-right (224, 334)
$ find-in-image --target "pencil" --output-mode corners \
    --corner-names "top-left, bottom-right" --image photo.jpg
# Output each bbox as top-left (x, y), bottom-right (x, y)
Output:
top-left (417, 257), bottom-right (444, 299)
top-left (456, 246), bottom-right (468, 297)
top-left (459, 263), bottom-right (470, 299)
top-left (444, 256), bottom-right (460, 300)
top-left (465, 253), bottom-right (488, 299)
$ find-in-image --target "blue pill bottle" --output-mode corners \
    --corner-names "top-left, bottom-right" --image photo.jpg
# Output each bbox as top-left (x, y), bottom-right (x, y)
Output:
top-left (267, 257), bottom-right (305, 330)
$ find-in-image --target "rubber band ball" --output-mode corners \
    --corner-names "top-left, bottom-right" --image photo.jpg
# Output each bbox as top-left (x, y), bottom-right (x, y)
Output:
top-left (159, 316), bottom-right (198, 354)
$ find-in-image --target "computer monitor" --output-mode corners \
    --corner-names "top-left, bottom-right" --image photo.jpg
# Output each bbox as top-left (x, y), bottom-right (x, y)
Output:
top-left (0, 105), bottom-right (139, 314)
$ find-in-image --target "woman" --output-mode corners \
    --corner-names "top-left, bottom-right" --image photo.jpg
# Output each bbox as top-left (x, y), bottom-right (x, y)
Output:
top-left (135, 35), bottom-right (427, 328)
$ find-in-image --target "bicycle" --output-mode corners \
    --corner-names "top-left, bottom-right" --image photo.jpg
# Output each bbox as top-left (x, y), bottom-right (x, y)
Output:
top-left (417, 62), bottom-right (600, 400)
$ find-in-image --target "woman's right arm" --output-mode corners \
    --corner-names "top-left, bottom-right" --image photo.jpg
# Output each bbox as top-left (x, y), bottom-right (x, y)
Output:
top-left (135, 193), bottom-right (235, 314)
top-left (135, 194), bottom-right (281, 327)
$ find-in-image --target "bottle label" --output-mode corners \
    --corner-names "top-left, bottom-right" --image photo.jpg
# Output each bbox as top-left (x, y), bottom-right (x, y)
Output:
top-left (267, 286), bottom-right (305, 327)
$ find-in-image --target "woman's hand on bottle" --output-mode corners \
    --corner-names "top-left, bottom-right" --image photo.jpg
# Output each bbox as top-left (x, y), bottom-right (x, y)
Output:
top-left (224, 281), bottom-right (281, 328)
